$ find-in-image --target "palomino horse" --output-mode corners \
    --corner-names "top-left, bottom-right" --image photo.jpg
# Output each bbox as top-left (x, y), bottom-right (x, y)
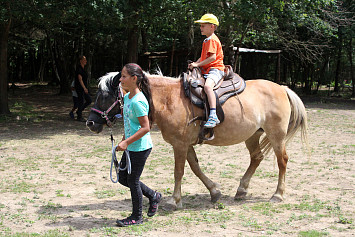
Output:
top-left (86, 71), bottom-right (308, 210)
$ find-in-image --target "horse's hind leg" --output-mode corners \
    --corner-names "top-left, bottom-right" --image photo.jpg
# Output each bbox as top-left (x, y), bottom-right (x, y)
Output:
top-left (235, 131), bottom-right (264, 200)
top-left (270, 142), bottom-right (288, 203)
top-left (187, 146), bottom-right (221, 203)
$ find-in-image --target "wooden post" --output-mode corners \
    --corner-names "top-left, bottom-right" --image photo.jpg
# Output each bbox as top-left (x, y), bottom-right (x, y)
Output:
top-left (276, 53), bottom-right (281, 84)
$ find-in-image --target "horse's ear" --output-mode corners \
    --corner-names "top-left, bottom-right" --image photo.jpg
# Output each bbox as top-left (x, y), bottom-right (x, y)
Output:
top-left (112, 72), bottom-right (121, 88)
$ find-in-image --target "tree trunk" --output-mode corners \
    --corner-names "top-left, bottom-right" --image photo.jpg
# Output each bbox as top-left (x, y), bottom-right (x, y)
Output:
top-left (0, 18), bottom-right (11, 114)
top-left (348, 37), bottom-right (354, 97)
top-left (170, 37), bottom-right (176, 76)
top-left (315, 58), bottom-right (329, 94)
top-left (37, 40), bottom-right (46, 82)
top-left (334, 29), bottom-right (343, 93)
top-left (127, 25), bottom-right (139, 63)
top-left (47, 36), bottom-right (61, 85)
top-left (55, 36), bottom-right (70, 94)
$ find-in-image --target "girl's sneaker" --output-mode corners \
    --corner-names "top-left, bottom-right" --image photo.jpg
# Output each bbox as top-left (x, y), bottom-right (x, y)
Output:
top-left (116, 216), bottom-right (143, 227)
top-left (147, 192), bottom-right (162, 217)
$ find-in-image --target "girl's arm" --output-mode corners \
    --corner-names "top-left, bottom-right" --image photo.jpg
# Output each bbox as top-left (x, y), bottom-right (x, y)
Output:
top-left (116, 115), bottom-right (150, 151)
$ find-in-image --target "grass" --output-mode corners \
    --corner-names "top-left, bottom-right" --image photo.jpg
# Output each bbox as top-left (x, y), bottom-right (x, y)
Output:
top-left (0, 101), bottom-right (45, 123)
top-left (0, 180), bottom-right (38, 194)
top-left (298, 230), bottom-right (329, 236)
top-left (94, 188), bottom-right (128, 199)
top-left (3, 229), bottom-right (71, 237)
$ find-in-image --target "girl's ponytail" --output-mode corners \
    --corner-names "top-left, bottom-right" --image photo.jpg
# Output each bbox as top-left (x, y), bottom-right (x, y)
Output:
top-left (124, 63), bottom-right (154, 126)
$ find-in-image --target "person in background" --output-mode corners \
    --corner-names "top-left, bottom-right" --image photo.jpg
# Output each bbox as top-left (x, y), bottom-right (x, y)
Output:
top-left (75, 55), bottom-right (92, 122)
top-left (69, 80), bottom-right (78, 119)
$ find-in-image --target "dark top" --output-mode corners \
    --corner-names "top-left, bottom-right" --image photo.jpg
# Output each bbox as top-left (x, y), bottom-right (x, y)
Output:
top-left (75, 65), bottom-right (88, 92)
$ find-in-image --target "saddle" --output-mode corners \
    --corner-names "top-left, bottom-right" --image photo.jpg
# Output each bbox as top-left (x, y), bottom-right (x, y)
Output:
top-left (182, 65), bottom-right (246, 143)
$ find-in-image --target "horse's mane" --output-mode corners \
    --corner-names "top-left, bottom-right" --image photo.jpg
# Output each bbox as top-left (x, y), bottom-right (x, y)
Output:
top-left (97, 72), bottom-right (120, 92)
top-left (98, 71), bottom-right (181, 91)
top-left (145, 71), bottom-right (182, 84)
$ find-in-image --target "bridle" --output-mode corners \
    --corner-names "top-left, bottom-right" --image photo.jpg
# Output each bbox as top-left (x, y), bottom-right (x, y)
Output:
top-left (90, 84), bottom-right (124, 127)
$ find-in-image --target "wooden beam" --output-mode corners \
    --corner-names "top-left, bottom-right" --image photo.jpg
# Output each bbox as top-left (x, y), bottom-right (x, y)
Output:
top-left (233, 47), bottom-right (282, 54)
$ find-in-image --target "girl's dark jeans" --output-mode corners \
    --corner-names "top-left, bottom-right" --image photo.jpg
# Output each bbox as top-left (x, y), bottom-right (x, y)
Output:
top-left (118, 148), bottom-right (155, 219)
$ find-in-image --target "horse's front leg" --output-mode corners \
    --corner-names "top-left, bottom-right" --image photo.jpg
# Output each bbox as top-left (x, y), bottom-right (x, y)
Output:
top-left (187, 146), bottom-right (221, 203)
top-left (164, 146), bottom-right (188, 211)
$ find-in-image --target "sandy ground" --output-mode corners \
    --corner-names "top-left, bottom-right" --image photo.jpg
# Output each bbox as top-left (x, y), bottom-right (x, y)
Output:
top-left (0, 85), bottom-right (354, 236)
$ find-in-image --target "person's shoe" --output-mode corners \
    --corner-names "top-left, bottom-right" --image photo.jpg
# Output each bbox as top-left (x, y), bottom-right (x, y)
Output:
top-left (116, 216), bottom-right (143, 227)
top-left (76, 117), bottom-right (86, 122)
top-left (69, 111), bottom-right (74, 119)
top-left (204, 115), bottom-right (220, 128)
top-left (147, 192), bottom-right (162, 217)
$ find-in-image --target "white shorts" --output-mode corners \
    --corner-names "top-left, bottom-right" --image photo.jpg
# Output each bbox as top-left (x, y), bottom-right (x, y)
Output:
top-left (203, 68), bottom-right (225, 86)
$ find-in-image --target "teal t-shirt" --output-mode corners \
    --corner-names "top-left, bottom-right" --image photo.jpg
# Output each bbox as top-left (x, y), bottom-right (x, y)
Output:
top-left (123, 92), bottom-right (153, 151)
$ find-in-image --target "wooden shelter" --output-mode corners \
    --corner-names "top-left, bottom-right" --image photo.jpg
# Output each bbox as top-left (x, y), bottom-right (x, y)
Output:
top-left (233, 47), bottom-right (282, 83)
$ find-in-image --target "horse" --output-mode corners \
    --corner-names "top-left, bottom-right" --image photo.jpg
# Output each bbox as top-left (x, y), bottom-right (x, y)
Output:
top-left (86, 71), bottom-right (308, 211)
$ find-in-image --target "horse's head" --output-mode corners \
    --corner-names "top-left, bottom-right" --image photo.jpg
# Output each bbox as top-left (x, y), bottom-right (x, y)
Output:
top-left (86, 72), bottom-right (123, 133)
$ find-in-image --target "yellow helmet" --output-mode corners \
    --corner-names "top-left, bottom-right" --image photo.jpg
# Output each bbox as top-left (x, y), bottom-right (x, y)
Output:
top-left (194, 14), bottom-right (219, 26)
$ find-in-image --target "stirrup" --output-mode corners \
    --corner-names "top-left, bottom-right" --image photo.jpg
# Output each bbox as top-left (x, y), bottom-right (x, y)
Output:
top-left (204, 116), bottom-right (220, 128)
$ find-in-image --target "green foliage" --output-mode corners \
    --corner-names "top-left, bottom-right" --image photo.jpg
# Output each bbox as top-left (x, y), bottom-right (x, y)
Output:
top-left (298, 230), bottom-right (329, 236)
top-left (1, 0), bottom-right (354, 98)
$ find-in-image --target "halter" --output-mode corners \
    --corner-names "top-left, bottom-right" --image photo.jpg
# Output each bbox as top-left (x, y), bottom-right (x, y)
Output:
top-left (90, 85), bottom-right (124, 127)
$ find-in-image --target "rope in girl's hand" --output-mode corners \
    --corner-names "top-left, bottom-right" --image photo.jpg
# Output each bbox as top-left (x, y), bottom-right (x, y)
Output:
top-left (110, 144), bottom-right (131, 183)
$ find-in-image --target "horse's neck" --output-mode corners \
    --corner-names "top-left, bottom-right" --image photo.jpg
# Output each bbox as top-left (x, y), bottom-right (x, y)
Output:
top-left (148, 75), bottom-right (185, 115)
top-left (148, 75), bottom-right (182, 97)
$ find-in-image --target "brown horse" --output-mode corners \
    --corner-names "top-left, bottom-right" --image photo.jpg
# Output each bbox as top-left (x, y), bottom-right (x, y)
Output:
top-left (86, 72), bottom-right (308, 210)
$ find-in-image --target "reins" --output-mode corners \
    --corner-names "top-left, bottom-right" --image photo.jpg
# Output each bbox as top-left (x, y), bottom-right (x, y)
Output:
top-left (109, 129), bottom-right (131, 183)
top-left (92, 83), bottom-right (131, 183)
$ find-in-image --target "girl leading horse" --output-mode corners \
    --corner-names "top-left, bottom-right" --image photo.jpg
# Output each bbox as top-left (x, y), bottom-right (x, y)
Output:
top-left (87, 69), bottom-right (308, 211)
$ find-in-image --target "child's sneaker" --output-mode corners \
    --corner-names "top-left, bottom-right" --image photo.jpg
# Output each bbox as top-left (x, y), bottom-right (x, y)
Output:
top-left (147, 192), bottom-right (162, 217)
top-left (204, 115), bottom-right (220, 128)
top-left (116, 216), bottom-right (143, 227)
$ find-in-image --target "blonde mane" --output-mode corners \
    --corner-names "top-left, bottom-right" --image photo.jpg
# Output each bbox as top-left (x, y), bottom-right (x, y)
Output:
top-left (145, 72), bottom-right (182, 85)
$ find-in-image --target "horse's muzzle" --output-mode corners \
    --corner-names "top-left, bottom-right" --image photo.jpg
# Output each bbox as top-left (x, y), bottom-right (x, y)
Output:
top-left (86, 120), bottom-right (103, 133)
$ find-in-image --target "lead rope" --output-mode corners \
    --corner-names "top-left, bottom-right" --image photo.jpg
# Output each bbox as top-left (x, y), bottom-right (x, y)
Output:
top-left (110, 129), bottom-right (131, 183)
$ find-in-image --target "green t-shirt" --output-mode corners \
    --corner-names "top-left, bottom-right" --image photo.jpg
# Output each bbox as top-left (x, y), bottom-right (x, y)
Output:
top-left (123, 92), bottom-right (153, 151)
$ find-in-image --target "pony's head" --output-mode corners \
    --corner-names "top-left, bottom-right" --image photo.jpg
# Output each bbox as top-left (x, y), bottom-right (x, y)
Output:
top-left (86, 72), bottom-right (122, 133)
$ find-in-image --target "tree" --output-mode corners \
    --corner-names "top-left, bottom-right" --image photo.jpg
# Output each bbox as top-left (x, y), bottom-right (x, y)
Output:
top-left (0, 16), bottom-right (11, 114)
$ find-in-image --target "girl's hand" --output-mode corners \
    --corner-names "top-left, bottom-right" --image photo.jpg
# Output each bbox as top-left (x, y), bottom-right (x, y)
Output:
top-left (116, 140), bottom-right (128, 151)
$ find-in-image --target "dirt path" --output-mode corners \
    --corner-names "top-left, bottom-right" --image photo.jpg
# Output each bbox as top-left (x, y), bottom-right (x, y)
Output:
top-left (0, 85), bottom-right (354, 236)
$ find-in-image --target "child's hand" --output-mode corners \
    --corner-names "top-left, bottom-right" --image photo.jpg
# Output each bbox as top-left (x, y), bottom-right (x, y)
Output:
top-left (116, 140), bottom-right (128, 151)
top-left (188, 62), bottom-right (199, 70)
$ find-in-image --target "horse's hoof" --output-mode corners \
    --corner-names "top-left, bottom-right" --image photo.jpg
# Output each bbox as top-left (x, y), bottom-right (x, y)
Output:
top-left (234, 190), bottom-right (247, 200)
top-left (270, 194), bottom-right (283, 203)
top-left (162, 199), bottom-right (178, 211)
top-left (210, 190), bottom-right (222, 203)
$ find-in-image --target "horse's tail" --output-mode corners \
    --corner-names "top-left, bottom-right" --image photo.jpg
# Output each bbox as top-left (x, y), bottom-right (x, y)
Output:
top-left (260, 86), bottom-right (309, 158)
top-left (283, 86), bottom-right (309, 149)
